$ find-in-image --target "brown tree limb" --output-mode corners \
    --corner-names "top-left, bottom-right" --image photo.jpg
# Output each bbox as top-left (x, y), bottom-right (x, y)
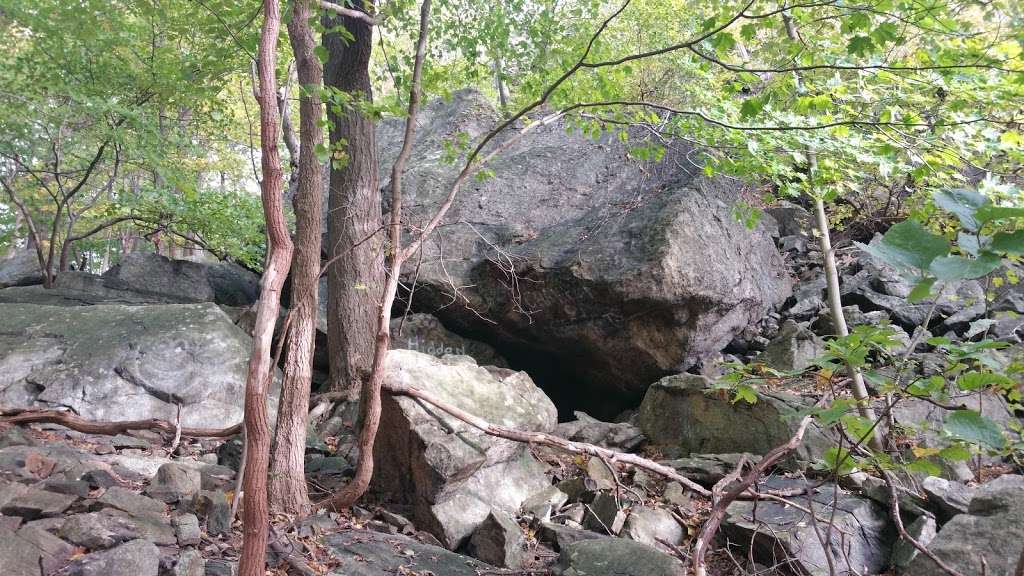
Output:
top-left (880, 469), bottom-right (966, 576)
top-left (691, 415), bottom-right (814, 576)
top-left (383, 382), bottom-right (712, 498)
top-left (0, 408), bottom-right (242, 438)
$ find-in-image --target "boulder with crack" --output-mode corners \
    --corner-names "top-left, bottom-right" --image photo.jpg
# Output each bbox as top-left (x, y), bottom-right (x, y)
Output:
top-left (371, 350), bottom-right (556, 549)
top-left (0, 302), bottom-right (274, 429)
top-left (360, 89), bottom-right (791, 417)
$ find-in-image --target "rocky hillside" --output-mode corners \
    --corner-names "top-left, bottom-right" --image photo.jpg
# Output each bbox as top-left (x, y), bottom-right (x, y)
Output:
top-left (0, 92), bottom-right (1022, 576)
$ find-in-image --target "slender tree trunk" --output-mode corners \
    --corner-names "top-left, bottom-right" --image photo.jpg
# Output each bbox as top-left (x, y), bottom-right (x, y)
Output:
top-left (320, 0), bottom-right (432, 510)
top-left (493, 55), bottom-right (510, 108)
top-left (324, 0), bottom-right (384, 398)
top-left (269, 0), bottom-right (325, 516)
top-left (239, 0), bottom-right (292, 574)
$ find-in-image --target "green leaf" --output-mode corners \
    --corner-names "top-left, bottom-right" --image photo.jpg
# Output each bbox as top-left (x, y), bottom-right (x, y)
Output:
top-left (732, 384), bottom-right (758, 404)
top-left (906, 458), bottom-right (942, 476)
top-left (977, 205), bottom-right (1024, 224)
top-left (934, 188), bottom-right (988, 232)
top-left (908, 277), bottom-right (936, 303)
top-left (991, 230), bottom-right (1024, 255)
top-left (739, 96), bottom-right (766, 119)
top-left (929, 252), bottom-right (1001, 280)
top-left (815, 398), bottom-right (856, 426)
top-left (938, 445), bottom-right (972, 461)
top-left (847, 35), bottom-right (875, 57)
top-left (858, 220), bottom-right (950, 272)
top-left (958, 371), bottom-right (1015, 392)
top-left (945, 409), bottom-right (1006, 450)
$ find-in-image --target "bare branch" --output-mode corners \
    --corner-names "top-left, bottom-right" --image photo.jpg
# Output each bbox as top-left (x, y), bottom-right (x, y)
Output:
top-left (318, 0), bottom-right (379, 26)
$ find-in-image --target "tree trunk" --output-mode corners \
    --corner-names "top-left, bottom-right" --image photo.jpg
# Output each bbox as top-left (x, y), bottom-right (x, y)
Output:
top-left (323, 0), bottom-right (383, 398)
top-left (269, 0), bottom-right (325, 517)
top-left (239, 0), bottom-right (292, 574)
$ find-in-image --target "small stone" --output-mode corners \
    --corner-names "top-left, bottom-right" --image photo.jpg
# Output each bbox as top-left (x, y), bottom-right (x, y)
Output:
top-left (556, 477), bottom-right (596, 502)
top-left (99, 487), bottom-right (166, 517)
top-left (110, 435), bottom-right (151, 449)
top-left (204, 558), bottom-right (237, 576)
top-left (557, 538), bottom-right (685, 575)
top-left (585, 459), bottom-right (616, 491)
top-left (376, 509), bottom-right (414, 534)
top-left (891, 515), bottom-right (936, 570)
top-left (582, 493), bottom-right (625, 535)
top-left (536, 522), bottom-right (607, 552)
top-left (662, 483), bottom-right (691, 508)
top-left (173, 549), bottom-right (205, 576)
top-left (81, 469), bottom-right (119, 489)
top-left (192, 491), bottom-right (231, 535)
top-left (0, 480), bottom-right (78, 519)
top-left (42, 479), bottom-right (93, 498)
top-left (94, 444), bottom-right (115, 455)
top-left (173, 513), bottom-right (202, 546)
top-left (61, 512), bottom-right (138, 549)
top-left (0, 526), bottom-right (41, 576)
top-left (621, 506), bottom-right (684, 548)
top-left (468, 510), bottom-right (526, 569)
top-left (0, 427), bottom-right (37, 449)
top-left (921, 476), bottom-right (973, 521)
top-left (67, 539), bottom-right (160, 576)
top-left (520, 485), bottom-right (569, 520)
top-left (17, 524), bottom-right (75, 573)
top-left (147, 463), bottom-right (201, 503)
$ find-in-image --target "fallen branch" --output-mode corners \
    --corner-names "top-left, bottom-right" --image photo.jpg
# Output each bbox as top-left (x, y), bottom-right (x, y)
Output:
top-left (383, 382), bottom-right (710, 497)
top-left (880, 469), bottom-right (965, 576)
top-left (691, 415), bottom-right (814, 576)
top-left (0, 408), bottom-right (242, 438)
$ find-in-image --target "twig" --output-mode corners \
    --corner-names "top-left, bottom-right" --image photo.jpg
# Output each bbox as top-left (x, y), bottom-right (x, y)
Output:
top-left (880, 469), bottom-right (965, 576)
top-left (169, 403), bottom-right (182, 454)
top-left (691, 416), bottom-right (814, 576)
top-left (1, 408), bottom-right (242, 438)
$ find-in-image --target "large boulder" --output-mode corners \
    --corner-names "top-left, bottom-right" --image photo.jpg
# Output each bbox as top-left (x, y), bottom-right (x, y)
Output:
top-left (323, 530), bottom-right (495, 576)
top-left (0, 249), bottom-right (43, 288)
top-left (722, 478), bottom-right (893, 576)
top-left (390, 313), bottom-right (508, 367)
top-left (367, 90), bottom-right (791, 416)
top-left (371, 350), bottom-right (556, 548)
top-left (904, 475), bottom-right (1024, 576)
top-left (102, 253), bottom-right (259, 307)
top-left (0, 302), bottom-right (267, 428)
top-left (636, 374), bottom-right (830, 464)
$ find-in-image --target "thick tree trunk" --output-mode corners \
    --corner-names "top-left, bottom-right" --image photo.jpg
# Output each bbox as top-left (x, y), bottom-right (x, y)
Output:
top-left (239, 0), bottom-right (292, 574)
top-left (323, 0), bottom-right (383, 398)
top-left (269, 0), bottom-right (325, 517)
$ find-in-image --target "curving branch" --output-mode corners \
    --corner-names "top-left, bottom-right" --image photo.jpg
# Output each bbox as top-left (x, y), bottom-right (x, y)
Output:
top-left (318, 0), bottom-right (379, 26)
top-left (0, 408), bottom-right (242, 438)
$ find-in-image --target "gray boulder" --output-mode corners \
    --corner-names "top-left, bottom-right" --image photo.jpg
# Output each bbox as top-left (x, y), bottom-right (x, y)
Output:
top-left (554, 538), bottom-right (685, 576)
top-left (371, 350), bottom-right (556, 548)
top-left (102, 253), bottom-right (259, 307)
top-left (722, 479), bottom-right (893, 576)
top-left (758, 319), bottom-right (824, 371)
top-left (0, 524), bottom-right (75, 576)
top-left (0, 302), bottom-right (271, 428)
top-left (369, 90), bottom-right (791, 416)
top-left (468, 510), bottom-right (527, 569)
top-left (323, 530), bottom-right (495, 576)
top-left (390, 313), bottom-right (508, 367)
top-left (636, 374), bottom-right (830, 464)
top-left (0, 249), bottom-right (43, 288)
top-left (66, 539), bottom-right (160, 576)
top-left (905, 475), bottom-right (1024, 576)
top-left (621, 506), bottom-right (685, 550)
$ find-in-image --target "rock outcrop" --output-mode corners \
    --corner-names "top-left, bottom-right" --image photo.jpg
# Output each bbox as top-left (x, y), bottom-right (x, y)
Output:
top-left (366, 89), bottom-right (791, 415)
top-left (0, 302), bottom-right (264, 428)
top-left (0, 249), bottom-right (43, 288)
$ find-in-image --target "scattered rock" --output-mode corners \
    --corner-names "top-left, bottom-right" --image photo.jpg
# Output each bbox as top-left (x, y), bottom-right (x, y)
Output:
top-left (371, 350), bottom-right (556, 548)
top-left (67, 539), bottom-right (160, 576)
top-left (0, 480), bottom-right (78, 519)
top-left (891, 515), bottom-right (936, 572)
top-left (904, 475), bottom-right (1024, 576)
top-left (758, 319), bottom-right (824, 371)
top-left (468, 510), bottom-right (527, 569)
top-left (537, 522), bottom-right (608, 552)
top-left (203, 559), bottom-right (237, 576)
top-left (191, 491), bottom-right (231, 536)
top-left (556, 412), bottom-right (646, 452)
top-left (99, 487), bottom-right (166, 517)
top-left (921, 476), bottom-right (973, 522)
top-left (521, 485), bottom-right (569, 521)
top-left (172, 513), bottom-right (202, 546)
top-left (323, 529), bottom-right (494, 576)
top-left (722, 479), bottom-right (893, 576)
top-left (172, 549), bottom-right (205, 576)
top-left (582, 493), bottom-right (625, 535)
top-left (147, 463), bottom-right (202, 503)
top-left (636, 374), bottom-right (829, 464)
top-left (554, 538), bottom-right (686, 576)
top-left (621, 506), bottom-right (684, 549)
top-left (660, 453), bottom-right (761, 486)
top-left (60, 512), bottom-right (138, 549)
